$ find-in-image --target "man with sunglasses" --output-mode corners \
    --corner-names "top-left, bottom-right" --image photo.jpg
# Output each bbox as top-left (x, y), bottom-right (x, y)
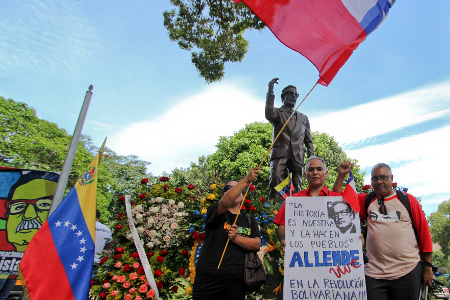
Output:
top-left (334, 162), bottom-right (433, 300)
top-left (265, 78), bottom-right (314, 203)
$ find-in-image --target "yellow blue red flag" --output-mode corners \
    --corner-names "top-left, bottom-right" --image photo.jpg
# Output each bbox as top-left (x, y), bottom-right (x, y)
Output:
top-left (19, 153), bottom-right (100, 300)
top-left (274, 173), bottom-right (294, 200)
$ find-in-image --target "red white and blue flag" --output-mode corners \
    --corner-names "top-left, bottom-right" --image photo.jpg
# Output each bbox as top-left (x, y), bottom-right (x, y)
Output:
top-left (233, 0), bottom-right (396, 86)
top-left (19, 154), bottom-right (100, 300)
top-left (275, 173), bottom-right (295, 200)
top-left (343, 170), bottom-right (359, 212)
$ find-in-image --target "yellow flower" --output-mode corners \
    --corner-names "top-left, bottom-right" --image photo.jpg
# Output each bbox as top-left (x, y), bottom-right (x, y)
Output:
top-left (186, 286), bottom-right (193, 295)
top-left (201, 198), bottom-right (206, 203)
top-left (201, 208), bottom-right (207, 214)
top-left (208, 194), bottom-right (215, 200)
top-left (210, 184), bottom-right (217, 190)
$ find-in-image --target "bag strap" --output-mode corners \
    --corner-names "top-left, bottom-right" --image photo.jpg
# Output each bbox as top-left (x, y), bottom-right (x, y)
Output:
top-left (365, 190), bottom-right (419, 245)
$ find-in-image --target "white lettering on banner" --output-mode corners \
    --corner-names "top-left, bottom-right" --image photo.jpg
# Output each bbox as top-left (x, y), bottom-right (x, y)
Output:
top-left (284, 196), bottom-right (367, 300)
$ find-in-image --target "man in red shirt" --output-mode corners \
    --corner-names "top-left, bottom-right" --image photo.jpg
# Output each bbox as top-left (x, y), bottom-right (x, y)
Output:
top-left (334, 162), bottom-right (433, 300)
top-left (273, 156), bottom-right (342, 251)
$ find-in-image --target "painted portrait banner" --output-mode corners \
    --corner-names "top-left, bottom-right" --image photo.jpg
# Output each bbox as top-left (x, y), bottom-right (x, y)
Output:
top-left (0, 167), bottom-right (59, 276)
top-left (284, 196), bottom-right (366, 300)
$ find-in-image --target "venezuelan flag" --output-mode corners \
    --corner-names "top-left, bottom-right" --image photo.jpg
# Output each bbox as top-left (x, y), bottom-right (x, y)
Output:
top-left (274, 173), bottom-right (294, 200)
top-left (19, 153), bottom-right (99, 300)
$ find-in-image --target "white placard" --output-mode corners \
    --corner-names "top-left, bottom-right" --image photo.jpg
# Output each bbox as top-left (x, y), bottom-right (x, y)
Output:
top-left (284, 196), bottom-right (367, 300)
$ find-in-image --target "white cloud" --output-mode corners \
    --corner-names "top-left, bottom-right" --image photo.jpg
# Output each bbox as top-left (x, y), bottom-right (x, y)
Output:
top-left (108, 82), bottom-right (266, 174)
top-left (309, 79), bottom-right (450, 214)
top-left (109, 79), bottom-right (450, 214)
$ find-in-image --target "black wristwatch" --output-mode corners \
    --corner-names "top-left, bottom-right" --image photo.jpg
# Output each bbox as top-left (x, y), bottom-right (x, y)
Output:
top-left (422, 261), bottom-right (433, 268)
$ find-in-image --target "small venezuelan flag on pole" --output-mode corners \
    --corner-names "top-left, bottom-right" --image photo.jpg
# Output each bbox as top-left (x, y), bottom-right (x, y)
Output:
top-left (274, 173), bottom-right (294, 200)
top-left (19, 147), bottom-right (103, 300)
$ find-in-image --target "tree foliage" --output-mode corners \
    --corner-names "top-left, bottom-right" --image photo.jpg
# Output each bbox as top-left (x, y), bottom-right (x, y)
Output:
top-left (163, 0), bottom-right (265, 82)
top-left (429, 199), bottom-right (450, 259)
top-left (0, 97), bottom-right (151, 226)
top-left (174, 122), bottom-right (365, 202)
top-left (0, 97), bottom-right (93, 187)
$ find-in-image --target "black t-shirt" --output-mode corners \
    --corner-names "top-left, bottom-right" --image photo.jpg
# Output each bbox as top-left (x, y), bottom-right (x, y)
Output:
top-left (193, 203), bottom-right (261, 297)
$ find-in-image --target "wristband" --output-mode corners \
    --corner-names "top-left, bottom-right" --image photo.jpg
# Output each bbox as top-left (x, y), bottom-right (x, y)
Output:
top-left (422, 261), bottom-right (433, 268)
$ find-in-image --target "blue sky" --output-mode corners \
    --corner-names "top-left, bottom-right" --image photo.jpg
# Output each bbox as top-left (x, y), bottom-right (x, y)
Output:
top-left (1, 1), bottom-right (449, 215)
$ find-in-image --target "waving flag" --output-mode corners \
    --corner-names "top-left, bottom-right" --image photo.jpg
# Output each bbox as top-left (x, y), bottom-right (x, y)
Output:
top-left (342, 170), bottom-right (359, 212)
top-left (275, 173), bottom-right (294, 200)
top-left (19, 153), bottom-right (100, 300)
top-left (233, 0), bottom-right (395, 86)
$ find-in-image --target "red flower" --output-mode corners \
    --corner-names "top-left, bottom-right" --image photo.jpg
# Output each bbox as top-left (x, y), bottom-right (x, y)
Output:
top-left (362, 184), bottom-right (371, 190)
top-left (247, 184), bottom-right (255, 191)
top-left (393, 182), bottom-right (397, 187)
top-left (117, 212), bottom-right (124, 220)
top-left (103, 279), bottom-right (109, 284)
top-left (116, 247), bottom-right (124, 253)
top-left (141, 178), bottom-right (149, 184)
top-left (160, 250), bottom-right (169, 257)
top-left (123, 264), bottom-right (131, 272)
top-left (178, 267), bottom-right (185, 276)
top-left (114, 254), bottom-right (121, 260)
top-left (244, 199), bottom-right (251, 204)
top-left (130, 252), bottom-right (139, 258)
top-left (200, 233), bottom-right (205, 239)
top-left (147, 252), bottom-right (154, 258)
top-left (159, 176), bottom-right (169, 182)
top-left (249, 205), bottom-right (256, 211)
top-left (138, 266), bottom-right (145, 274)
top-left (90, 279), bottom-right (94, 286)
top-left (157, 256), bottom-right (164, 263)
top-left (154, 269), bottom-right (162, 277)
top-left (171, 286), bottom-right (179, 293)
top-left (106, 272), bottom-right (112, 279)
top-left (241, 205), bottom-right (246, 210)
top-left (188, 184), bottom-right (195, 190)
top-left (99, 257), bottom-right (108, 265)
top-left (163, 185), bottom-right (169, 190)
top-left (116, 224), bottom-right (122, 230)
top-left (190, 196), bottom-right (195, 200)
top-left (175, 188), bottom-right (182, 193)
top-left (99, 292), bottom-right (107, 298)
top-left (156, 281), bottom-right (164, 289)
top-left (138, 193), bottom-right (147, 199)
top-left (181, 250), bottom-right (188, 257)
top-left (119, 195), bottom-right (125, 202)
top-left (192, 231), bottom-right (199, 240)
top-left (260, 196), bottom-right (265, 202)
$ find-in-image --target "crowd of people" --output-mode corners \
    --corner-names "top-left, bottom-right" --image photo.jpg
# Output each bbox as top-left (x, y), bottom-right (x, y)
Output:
top-left (190, 156), bottom-right (432, 300)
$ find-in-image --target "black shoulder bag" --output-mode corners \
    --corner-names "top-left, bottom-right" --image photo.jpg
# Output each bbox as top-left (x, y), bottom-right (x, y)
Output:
top-left (244, 214), bottom-right (265, 292)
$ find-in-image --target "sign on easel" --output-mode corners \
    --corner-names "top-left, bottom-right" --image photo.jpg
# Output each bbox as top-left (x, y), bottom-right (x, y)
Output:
top-left (284, 196), bottom-right (367, 300)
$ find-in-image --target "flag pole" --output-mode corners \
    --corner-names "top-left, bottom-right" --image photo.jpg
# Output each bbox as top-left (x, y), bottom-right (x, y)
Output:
top-left (218, 82), bottom-right (318, 269)
top-left (49, 85), bottom-right (94, 216)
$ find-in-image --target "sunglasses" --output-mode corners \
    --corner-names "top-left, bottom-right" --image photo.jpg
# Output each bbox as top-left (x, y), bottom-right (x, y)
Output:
top-left (378, 197), bottom-right (387, 215)
top-left (223, 184), bottom-right (235, 193)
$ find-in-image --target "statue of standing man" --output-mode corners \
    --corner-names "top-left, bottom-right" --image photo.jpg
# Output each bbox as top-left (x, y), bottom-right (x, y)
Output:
top-left (265, 78), bottom-right (314, 203)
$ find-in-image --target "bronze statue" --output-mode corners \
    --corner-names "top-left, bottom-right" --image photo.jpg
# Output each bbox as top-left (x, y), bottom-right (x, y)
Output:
top-left (265, 78), bottom-right (314, 203)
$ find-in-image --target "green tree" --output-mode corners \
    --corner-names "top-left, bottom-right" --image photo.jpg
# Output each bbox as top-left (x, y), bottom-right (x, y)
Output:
top-left (163, 0), bottom-right (265, 82)
top-left (0, 97), bottom-right (92, 187)
top-left (205, 122), bottom-right (365, 198)
top-left (0, 97), bottom-right (151, 225)
top-left (81, 136), bottom-right (151, 224)
top-left (429, 199), bottom-right (450, 259)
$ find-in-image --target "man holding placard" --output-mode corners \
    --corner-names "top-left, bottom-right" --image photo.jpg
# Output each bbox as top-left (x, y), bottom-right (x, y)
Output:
top-left (274, 156), bottom-right (367, 300)
top-left (334, 162), bottom-right (433, 300)
top-left (274, 156), bottom-right (342, 251)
